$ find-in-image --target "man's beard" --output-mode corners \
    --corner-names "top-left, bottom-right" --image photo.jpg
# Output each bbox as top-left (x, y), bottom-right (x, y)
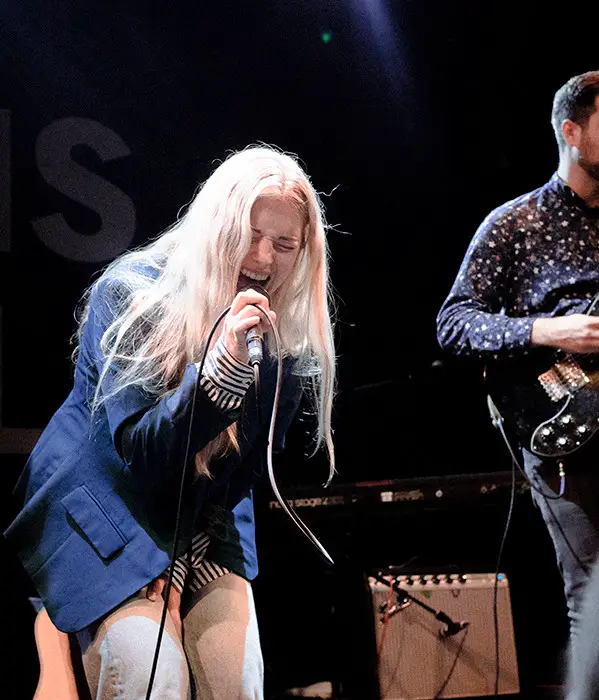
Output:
top-left (578, 133), bottom-right (599, 181)
top-left (579, 155), bottom-right (599, 182)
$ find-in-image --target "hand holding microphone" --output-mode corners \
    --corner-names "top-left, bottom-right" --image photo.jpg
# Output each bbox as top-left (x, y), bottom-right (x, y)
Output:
top-left (222, 285), bottom-right (275, 366)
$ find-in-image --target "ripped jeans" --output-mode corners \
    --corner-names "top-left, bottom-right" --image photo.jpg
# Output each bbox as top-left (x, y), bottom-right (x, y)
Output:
top-left (76, 572), bottom-right (263, 699)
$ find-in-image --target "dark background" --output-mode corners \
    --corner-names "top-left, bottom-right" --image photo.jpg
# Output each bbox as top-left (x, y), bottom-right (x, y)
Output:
top-left (1, 1), bottom-right (598, 697)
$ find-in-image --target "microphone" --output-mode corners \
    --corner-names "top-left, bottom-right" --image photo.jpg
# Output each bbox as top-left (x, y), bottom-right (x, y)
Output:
top-left (246, 327), bottom-right (263, 367)
top-left (241, 283), bottom-right (270, 367)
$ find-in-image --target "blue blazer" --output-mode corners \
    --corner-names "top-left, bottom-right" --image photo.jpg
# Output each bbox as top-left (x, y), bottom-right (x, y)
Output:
top-left (5, 280), bottom-right (303, 632)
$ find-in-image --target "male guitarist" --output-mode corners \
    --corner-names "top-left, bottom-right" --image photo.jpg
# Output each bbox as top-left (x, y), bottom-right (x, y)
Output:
top-left (436, 70), bottom-right (599, 677)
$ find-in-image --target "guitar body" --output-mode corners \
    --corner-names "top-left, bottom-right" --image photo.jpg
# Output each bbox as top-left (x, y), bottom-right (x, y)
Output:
top-left (530, 380), bottom-right (599, 457)
top-left (488, 293), bottom-right (599, 459)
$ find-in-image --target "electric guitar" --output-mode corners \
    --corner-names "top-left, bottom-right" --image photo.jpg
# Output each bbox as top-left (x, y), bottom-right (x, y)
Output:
top-left (488, 292), bottom-right (599, 458)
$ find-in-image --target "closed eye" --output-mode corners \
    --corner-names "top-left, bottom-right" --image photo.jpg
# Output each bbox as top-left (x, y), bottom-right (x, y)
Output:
top-left (251, 232), bottom-right (300, 252)
top-left (276, 241), bottom-right (299, 251)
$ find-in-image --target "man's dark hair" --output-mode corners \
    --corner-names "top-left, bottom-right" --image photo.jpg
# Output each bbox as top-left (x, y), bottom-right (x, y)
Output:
top-left (552, 70), bottom-right (599, 150)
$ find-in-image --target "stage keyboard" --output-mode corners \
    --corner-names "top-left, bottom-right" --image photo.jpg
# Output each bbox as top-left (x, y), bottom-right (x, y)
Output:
top-left (266, 470), bottom-right (529, 512)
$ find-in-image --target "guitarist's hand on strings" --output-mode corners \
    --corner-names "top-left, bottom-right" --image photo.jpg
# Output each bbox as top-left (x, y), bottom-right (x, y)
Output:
top-left (531, 314), bottom-right (599, 354)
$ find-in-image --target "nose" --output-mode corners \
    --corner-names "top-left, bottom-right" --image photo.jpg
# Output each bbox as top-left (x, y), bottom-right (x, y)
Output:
top-left (254, 237), bottom-right (274, 266)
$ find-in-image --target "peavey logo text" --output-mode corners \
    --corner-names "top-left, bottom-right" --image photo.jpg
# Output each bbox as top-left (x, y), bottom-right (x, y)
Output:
top-left (380, 489), bottom-right (424, 503)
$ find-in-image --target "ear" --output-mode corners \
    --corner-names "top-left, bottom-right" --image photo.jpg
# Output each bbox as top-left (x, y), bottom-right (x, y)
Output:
top-left (561, 119), bottom-right (581, 148)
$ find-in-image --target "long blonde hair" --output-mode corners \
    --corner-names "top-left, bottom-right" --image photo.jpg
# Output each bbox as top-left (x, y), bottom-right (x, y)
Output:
top-left (77, 144), bottom-right (336, 478)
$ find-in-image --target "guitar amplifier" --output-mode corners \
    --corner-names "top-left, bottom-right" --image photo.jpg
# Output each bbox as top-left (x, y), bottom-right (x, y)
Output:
top-left (368, 573), bottom-right (520, 699)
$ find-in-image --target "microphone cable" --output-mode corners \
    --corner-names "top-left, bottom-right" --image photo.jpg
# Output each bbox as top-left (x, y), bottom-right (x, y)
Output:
top-left (144, 305), bottom-right (228, 700)
top-left (433, 625), bottom-right (470, 699)
top-left (258, 310), bottom-right (334, 566)
top-left (145, 300), bottom-right (333, 699)
top-left (241, 284), bottom-right (334, 564)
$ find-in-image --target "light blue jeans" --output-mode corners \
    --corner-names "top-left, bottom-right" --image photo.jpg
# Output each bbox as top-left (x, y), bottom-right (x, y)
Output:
top-left (77, 573), bottom-right (264, 699)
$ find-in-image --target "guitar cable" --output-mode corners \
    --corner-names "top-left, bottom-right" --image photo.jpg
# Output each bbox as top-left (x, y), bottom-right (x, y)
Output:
top-left (486, 392), bottom-right (589, 698)
top-left (486, 394), bottom-right (566, 500)
top-left (487, 390), bottom-right (589, 575)
top-left (487, 392), bottom-right (589, 573)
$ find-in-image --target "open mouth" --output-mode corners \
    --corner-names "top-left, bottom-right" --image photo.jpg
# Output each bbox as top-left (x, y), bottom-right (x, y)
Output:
top-left (238, 271), bottom-right (270, 293)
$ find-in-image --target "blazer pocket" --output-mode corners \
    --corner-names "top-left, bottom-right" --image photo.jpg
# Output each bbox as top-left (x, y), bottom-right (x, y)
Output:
top-left (61, 485), bottom-right (128, 559)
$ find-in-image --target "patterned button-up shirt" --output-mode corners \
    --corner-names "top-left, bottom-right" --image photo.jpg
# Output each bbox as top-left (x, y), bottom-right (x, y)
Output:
top-left (437, 172), bottom-right (599, 359)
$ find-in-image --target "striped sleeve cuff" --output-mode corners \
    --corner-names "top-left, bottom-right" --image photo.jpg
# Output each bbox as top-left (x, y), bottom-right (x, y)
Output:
top-left (197, 336), bottom-right (254, 411)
